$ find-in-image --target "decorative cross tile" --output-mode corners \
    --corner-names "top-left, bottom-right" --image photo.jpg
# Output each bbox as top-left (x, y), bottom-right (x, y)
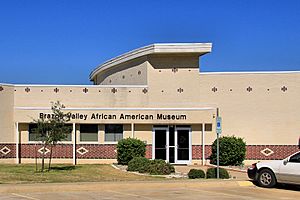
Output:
top-left (177, 88), bottom-right (184, 93)
top-left (142, 88), bottom-right (148, 94)
top-left (0, 146), bottom-right (11, 155)
top-left (212, 87), bottom-right (217, 92)
top-left (77, 147), bottom-right (89, 155)
top-left (111, 88), bottom-right (117, 93)
top-left (172, 68), bottom-right (178, 73)
top-left (246, 86), bottom-right (253, 92)
top-left (54, 88), bottom-right (59, 93)
top-left (38, 147), bottom-right (50, 155)
top-left (281, 86), bottom-right (287, 92)
top-left (260, 148), bottom-right (274, 157)
top-left (25, 87), bottom-right (30, 93)
top-left (0, 86), bottom-right (3, 92)
top-left (83, 88), bottom-right (88, 93)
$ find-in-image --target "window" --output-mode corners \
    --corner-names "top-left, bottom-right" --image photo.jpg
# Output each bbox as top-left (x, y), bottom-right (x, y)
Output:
top-left (205, 124), bottom-right (212, 131)
top-left (80, 124), bottom-right (98, 142)
top-left (28, 124), bottom-right (44, 141)
top-left (62, 124), bottom-right (72, 142)
top-left (105, 124), bottom-right (123, 142)
top-left (28, 123), bottom-right (72, 142)
top-left (289, 152), bottom-right (300, 163)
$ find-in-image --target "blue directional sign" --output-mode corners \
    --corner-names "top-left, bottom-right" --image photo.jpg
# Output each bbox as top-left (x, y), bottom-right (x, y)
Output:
top-left (216, 116), bottom-right (222, 135)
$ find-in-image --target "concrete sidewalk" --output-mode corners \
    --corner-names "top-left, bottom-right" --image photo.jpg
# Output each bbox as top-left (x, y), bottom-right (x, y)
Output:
top-left (174, 165), bottom-right (248, 180)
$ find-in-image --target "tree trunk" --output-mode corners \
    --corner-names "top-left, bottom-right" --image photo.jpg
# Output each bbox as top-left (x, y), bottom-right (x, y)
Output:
top-left (41, 143), bottom-right (46, 172)
top-left (48, 143), bottom-right (53, 171)
top-left (35, 143), bottom-right (37, 172)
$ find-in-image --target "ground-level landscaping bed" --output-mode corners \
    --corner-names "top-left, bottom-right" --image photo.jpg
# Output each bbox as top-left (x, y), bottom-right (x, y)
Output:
top-left (0, 164), bottom-right (162, 184)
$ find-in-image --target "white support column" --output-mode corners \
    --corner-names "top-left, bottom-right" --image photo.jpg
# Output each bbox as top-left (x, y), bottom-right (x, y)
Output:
top-left (72, 123), bottom-right (76, 165)
top-left (131, 123), bottom-right (135, 138)
top-left (15, 122), bottom-right (19, 164)
top-left (202, 123), bottom-right (205, 166)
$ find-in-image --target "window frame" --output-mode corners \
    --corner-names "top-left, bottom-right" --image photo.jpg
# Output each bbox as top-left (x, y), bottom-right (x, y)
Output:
top-left (104, 124), bottom-right (123, 143)
top-left (79, 124), bottom-right (99, 143)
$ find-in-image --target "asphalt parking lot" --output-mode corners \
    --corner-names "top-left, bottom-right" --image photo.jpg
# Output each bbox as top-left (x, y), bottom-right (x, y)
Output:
top-left (0, 180), bottom-right (299, 200)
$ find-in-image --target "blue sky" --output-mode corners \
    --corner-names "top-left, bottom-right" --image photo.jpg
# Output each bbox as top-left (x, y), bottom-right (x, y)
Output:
top-left (1, 0), bottom-right (300, 84)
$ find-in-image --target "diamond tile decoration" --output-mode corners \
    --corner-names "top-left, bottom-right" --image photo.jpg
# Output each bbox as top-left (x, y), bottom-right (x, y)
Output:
top-left (77, 147), bottom-right (89, 155)
top-left (25, 87), bottom-right (30, 93)
top-left (281, 86), bottom-right (287, 92)
top-left (0, 146), bottom-right (11, 155)
top-left (111, 88), bottom-right (117, 93)
top-left (177, 88), bottom-right (184, 93)
top-left (212, 87), bottom-right (217, 92)
top-left (246, 86), bottom-right (253, 92)
top-left (38, 147), bottom-right (50, 155)
top-left (142, 88), bottom-right (148, 94)
top-left (83, 88), bottom-right (88, 93)
top-left (260, 148), bottom-right (274, 157)
top-left (54, 88), bottom-right (59, 93)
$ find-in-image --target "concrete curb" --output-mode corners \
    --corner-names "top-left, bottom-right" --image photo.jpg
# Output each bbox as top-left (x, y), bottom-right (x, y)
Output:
top-left (206, 164), bottom-right (247, 173)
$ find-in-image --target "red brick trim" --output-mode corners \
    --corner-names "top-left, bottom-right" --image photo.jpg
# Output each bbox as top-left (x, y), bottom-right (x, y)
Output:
top-left (1, 144), bottom-right (298, 160)
top-left (0, 144), bottom-right (16, 158)
top-left (192, 145), bottom-right (299, 160)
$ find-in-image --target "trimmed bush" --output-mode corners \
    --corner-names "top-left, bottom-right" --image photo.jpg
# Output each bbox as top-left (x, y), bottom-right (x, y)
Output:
top-left (147, 159), bottom-right (175, 175)
top-left (188, 169), bottom-right (205, 179)
top-left (210, 136), bottom-right (246, 166)
top-left (206, 168), bottom-right (230, 179)
top-left (117, 138), bottom-right (146, 165)
top-left (127, 157), bottom-right (151, 173)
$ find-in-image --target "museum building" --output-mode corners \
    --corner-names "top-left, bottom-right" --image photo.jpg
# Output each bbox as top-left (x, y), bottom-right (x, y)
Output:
top-left (0, 43), bottom-right (299, 165)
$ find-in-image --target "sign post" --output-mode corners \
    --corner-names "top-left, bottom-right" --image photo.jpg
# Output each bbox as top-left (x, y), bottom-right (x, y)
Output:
top-left (216, 108), bottom-right (222, 179)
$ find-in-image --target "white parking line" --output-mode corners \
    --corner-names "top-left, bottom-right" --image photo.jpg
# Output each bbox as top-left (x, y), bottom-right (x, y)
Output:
top-left (10, 193), bottom-right (41, 200)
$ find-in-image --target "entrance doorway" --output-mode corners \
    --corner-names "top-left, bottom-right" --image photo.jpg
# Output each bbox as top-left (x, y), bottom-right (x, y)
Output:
top-left (152, 126), bottom-right (191, 164)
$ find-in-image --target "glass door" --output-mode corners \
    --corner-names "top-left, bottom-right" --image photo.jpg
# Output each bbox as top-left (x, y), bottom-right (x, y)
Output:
top-left (153, 127), bottom-right (168, 160)
top-left (175, 127), bottom-right (191, 164)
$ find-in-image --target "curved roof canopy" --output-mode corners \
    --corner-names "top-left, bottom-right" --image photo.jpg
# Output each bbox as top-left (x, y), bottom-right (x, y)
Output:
top-left (89, 43), bottom-right (212, 81)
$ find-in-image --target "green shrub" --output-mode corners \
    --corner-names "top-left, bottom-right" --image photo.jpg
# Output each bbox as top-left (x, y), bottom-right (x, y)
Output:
top-left (210, 136), bottom-right (246, 166)
top-left (117, 138), bottom-right (146, 165)
top-left (127, 157), bottom-right (151, 173)
top-left (147, 159), bottom-right (175, 175)
top-left (188, 169), bottom-right (205, 179)
top-left (206, 168), bottom-right (230, 179)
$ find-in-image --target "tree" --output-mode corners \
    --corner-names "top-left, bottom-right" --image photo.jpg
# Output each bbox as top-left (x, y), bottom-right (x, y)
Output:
top-left (47, 101), bottom-right (72, 171)
top-left (32, 101), bottom-right (71, 172)
top-left (210, 136), bottom-right (246, 166)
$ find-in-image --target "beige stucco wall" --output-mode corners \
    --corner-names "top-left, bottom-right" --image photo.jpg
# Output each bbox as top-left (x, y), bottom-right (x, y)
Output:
top-left (2, 53), bottom-right (300, 147)
top-left (0, 85), bottom-right (15, 143)
top-left (95, 57), bottom-right (148, 85)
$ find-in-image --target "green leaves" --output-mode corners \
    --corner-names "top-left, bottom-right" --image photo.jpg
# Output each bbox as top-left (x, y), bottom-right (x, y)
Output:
top-left (210, 136), bottom-right (246, 166)
top-left (117, 138), bottom-right (146, 165)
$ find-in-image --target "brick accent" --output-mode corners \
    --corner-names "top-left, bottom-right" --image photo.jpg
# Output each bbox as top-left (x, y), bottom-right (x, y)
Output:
top-left (192, 145), bottom-right (299, 160)
top-left (20, 144), bottom-right (72, 158)
top-left (1, 144), bottom-right (298, 160)
top-left (76, 144), bottom-right (116, 159)
top-left (145, 145), bottom-right (152, 159)
top-left (246, 145), bottom-right (299, 160)
top-left (192, 145), bottom-right (212, 159)
top-left (0, 144), bottom-right (16, 158)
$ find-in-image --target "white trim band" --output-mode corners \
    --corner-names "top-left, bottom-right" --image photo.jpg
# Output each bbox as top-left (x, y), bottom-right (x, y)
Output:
top-left (15, 107), bottom-right (215, 111)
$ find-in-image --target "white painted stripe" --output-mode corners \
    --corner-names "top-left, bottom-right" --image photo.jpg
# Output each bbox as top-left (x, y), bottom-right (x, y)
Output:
top-left (15, 107), bottom-right (215, 111)
top-left (11, 193), bottom-right (41, 200)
